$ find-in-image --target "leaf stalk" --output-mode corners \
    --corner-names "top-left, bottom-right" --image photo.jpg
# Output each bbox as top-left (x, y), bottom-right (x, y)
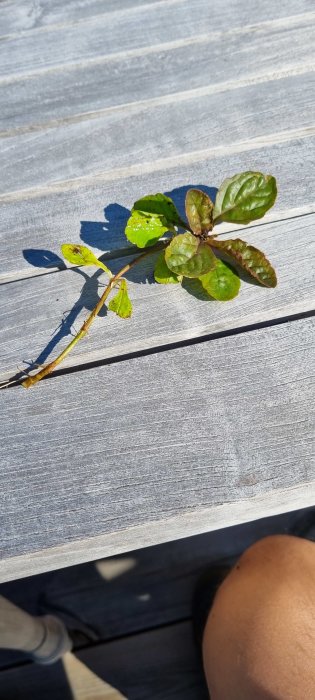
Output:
top-left (22, 241), bottom-right (167, 389)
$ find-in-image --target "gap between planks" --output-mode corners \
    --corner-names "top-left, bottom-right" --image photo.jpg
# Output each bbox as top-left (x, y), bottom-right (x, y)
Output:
top-left (2, 311), bottom-right (315, 389)
top-left (27, 308), bottom-right (315, 378)
top-left (1, 125), bottom-right (315, 204)
top-left (1, 61), bottom-right (315, 138)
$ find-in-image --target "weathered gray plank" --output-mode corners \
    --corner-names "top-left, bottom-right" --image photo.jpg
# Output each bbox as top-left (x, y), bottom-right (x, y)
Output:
top-left (1, 0), bottom-right (313, 37)
top-left (1, 73), bottom-right (315, 197)
top-left (0, 215), bottom-right (314, 381)
top-left (1, 135), bottom-right (314, 279)
top-left (1, 2), bottom-right (314, 79)
top-left (2, 483), bottom-right (315, 583)
top-left (0, 0), bottom-right (163, 36)
top-left (0, 622), bottom-right (208, 700)
top-left (2, 15), bottom-right (314, 133)
top-left (0, 318), bottom-right (314, 580)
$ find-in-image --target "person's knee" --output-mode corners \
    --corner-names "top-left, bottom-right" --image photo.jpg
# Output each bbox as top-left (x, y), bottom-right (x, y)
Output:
top-left (202, 534), bottom-right (315, 699)
top-left (232, 533), bottom-right (315, 586)
top-left (204, 532), bottom-right (315, 655)
top-left (206, 532), bottom-right (315, 657)
top-left (238, 533), bottom-right (300, 562)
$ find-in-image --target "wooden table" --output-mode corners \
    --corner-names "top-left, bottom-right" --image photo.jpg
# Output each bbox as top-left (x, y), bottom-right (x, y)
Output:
top-left (0, 0), bottom-right (314, 584)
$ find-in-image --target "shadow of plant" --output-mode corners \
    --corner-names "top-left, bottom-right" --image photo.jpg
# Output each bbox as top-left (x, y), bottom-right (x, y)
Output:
top-left (80, 203), bottom-right (130, 251)
top-left (23, 248), bottom-right (66, 270)
top-left (182, 277), bottom-right (215, 302)
top-left (16, 185), bottom-right (219, 381)
top-left (32, 268), bottom-right (108, 368)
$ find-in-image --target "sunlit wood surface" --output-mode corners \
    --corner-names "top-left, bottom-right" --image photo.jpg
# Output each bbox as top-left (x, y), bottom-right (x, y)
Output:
top-left (0, 0), bottom-right (314, 585)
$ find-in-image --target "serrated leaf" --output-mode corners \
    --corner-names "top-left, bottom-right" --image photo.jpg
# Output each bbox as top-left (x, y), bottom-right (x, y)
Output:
top-left (133, 193), bottom-right (181, 226)
top-left (125, 210), bottom-right (169, 248)
top-left (199, 259), bottom-right (241, 301)
top-left (108, 279), bottom-right (133, 318)
top-left (211, 238), bottom-right (277, 287)
top-left (165, 232), bottom-right (217, 278)
top-left (61, 243), bottom-right (111, 275)
top-left (213, 171), bottom-right (277, 225)
top-left (185, 189), bottom-right (213, 235)
top-left (154, 251), bottom-right (182, 284)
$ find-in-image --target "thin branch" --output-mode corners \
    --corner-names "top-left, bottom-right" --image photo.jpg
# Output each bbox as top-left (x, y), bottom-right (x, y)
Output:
top-left (22, 241), bottom-right (167, 389)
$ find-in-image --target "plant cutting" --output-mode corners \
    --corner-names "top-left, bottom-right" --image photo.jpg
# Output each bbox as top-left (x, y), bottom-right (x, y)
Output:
top-left (22, 171), bottom-right (277, 389)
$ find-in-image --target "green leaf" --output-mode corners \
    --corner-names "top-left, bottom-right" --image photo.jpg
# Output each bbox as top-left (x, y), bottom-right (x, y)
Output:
top-left (185, 189), bottom-right (213, 235)
top-left (211, 238), bottom-right (277, 288)
top-left (165, 232), bottom-right (217, 278)
top-left (126, 193), bottom-right (183, 248)
top-left (154, 251), bottom-right (182, 284)
top-left (133, 193), bottom-right (181, 226)
top-left (61, 243), bottom-right (111, 275)
top-left (108, 279), bottom-right (133, 318)
top-left (125, 210), bottom-right (169, 248)
top-left (199, 259), bottom-right (241, 301)
top-left (213, 171), bottom-right (277, 225)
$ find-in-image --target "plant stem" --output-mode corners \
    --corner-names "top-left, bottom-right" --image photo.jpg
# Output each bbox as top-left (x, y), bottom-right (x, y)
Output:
top-left (22, 241), bottom-right (167, 389)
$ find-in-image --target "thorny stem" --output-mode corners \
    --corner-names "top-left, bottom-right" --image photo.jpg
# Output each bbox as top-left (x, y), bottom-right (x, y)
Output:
top-left (22, 241), bottom-right (167, 389)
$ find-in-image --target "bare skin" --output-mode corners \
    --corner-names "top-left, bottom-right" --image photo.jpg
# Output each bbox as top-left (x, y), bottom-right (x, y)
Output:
top-left (202, 535), bottom-right (315, 700)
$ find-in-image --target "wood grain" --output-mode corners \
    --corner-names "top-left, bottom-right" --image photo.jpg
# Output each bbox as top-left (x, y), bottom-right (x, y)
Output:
top-left (0, 0), bottom-right (164, 36)
top-left (0, 622), bottom-right (208, 700)
top-left (1, 2), bottom-right (313, 79)
top-left (2, 0), bottom-right (313, 37)
top-left (1, 482), bottom-right (314, 583)
top-left (2, 15), bottom-right (314, 133)
top-left (0, 318), bottom-right (314, 579)
top-left (1, 73), bottom-right (315, 197)
top-left (1, 214), bottom-right (314, 381)
top-left (0, 0), bottom-right (314, 591)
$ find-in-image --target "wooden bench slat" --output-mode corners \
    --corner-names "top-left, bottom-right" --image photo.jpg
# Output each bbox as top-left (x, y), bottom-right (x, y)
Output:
top-left (2, 0), bottom-right (312, 37)
top-left (1, 2), bottom-right (313, 76)
top-left (2, 15), bottom-right (314, 134)
top-left (1, 73), bottom-right (315, 198)
top-left (0, 318), bottom-right (314, 580)
top-left (0, 0), bottom-right (164, 37)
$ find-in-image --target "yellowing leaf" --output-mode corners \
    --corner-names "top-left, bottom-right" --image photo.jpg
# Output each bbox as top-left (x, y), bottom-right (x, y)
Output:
top-left (108, 279), bottom-right (133, 318)
top-left (61, 244), bottom-right (111, 275)
top-left (165, 232), bottom-right (216, 278)
top-left (154, 251), bottom-right (182, 284)
top-left (185, 189), bottom-right (213, 235)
